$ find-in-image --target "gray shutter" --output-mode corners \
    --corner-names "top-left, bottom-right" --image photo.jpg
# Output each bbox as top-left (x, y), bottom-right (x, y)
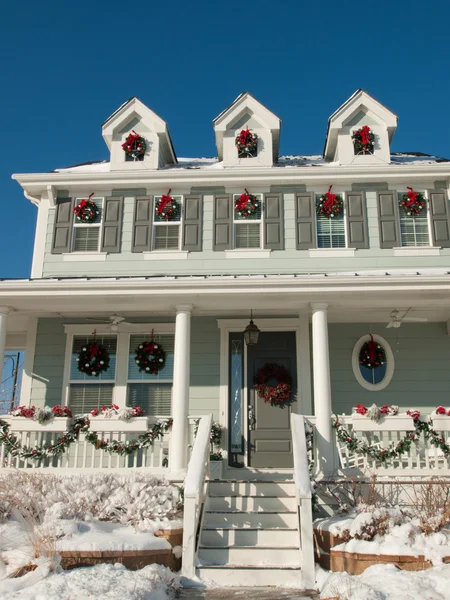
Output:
top-left (264, 193), bottom-right (283, 250)
top-left (132, 196), bottom-right (153, 253)
top-left (52, 197), bottom-right (74, 254)
top-left (429, 190), bottom-right (450, 248)
top-left (213, 194), bottom-right (233, 251)
top-left (376, 191), bottom-right (400, 249)
top-left (295, 192), bottom-right (316, 250)
top-left (346, 192), bottom-right (369, 249)
top-left (101, 196), bottom-right (123, 253)
top-left (182, 195), bottom-right (202, 252)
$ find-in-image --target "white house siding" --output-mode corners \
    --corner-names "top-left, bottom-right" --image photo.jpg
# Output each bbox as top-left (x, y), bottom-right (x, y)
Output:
top-left (41, 186), bottom-right (450, 279)
top-left (328, 323), bottom-right (450, 414)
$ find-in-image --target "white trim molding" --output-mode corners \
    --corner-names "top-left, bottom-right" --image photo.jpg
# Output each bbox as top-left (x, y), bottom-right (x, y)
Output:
top-left (309, 248), bottom-right (356, 258)
top-left (352, 333), bottom-right (395, 391)
top-left (224, 249), bottom-right (272, 259)
top-left (63, 253), bottom-right (108, 262)
top-left (143, 251), bottom-right (188, 261)
top-left (393, 247), bottom-right (441, 257)
top-left (63, 323), bottom-right (175, 335)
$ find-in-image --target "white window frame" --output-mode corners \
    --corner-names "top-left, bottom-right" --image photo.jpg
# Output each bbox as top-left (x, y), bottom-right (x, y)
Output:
top-left (398, 190), bottom-right (432, 248)
top-left (352, 334), bottom-right (395, 392)
top-left (152, 195), bottom-right (183, 252)
top-left (315, 193), bottom-right (348, 249)
top-left (62, 324), bottom-right (175, 413)
top-left (71, 196), bottom-right (105, 253)
top-left (232, 193), bottom-right (264, 250)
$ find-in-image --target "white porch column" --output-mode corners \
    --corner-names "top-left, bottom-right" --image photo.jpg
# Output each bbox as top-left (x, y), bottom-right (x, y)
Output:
top-left (169, 305), bottom-right (192, 471)
top-left (0, 308), bottom-right (11, 391)
top-left (311, 303), bottom-right (334, 475)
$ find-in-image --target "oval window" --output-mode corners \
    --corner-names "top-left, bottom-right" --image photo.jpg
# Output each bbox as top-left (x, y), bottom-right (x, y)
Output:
top-left (352, 334), bottom-right (394, 391)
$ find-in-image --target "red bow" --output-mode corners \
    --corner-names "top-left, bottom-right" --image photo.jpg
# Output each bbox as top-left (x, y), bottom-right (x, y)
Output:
top-left (367, 335), bottom-right (377, 363)
top-left (89, 343), bottom-right (99, 359)
top-left (323, 186), bottom-right (336, 212)
top-left (239, 128), bottom-right (251, 145)
top-left (236, 189), bottom-right (250, 211)
top-left (406, 187), bottom-right (418, 208)
top-left (73, 193), bottom-right (94, 217)
top-left (122, 130), bottom-right (141, 151)
top-left (142, 341), bottom-right (155, 354)
top-left (157, 189), bottom-right (172, 215)
top-left (360, 126), bottom-right (371, 148)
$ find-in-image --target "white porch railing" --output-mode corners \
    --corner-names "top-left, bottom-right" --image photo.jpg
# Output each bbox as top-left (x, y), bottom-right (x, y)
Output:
top-left (0, 415), bottom-right (200, 472)
top-left (182, 413), bottom-right (212, 580)
top-left (291, 413), bottom-right (315, 590)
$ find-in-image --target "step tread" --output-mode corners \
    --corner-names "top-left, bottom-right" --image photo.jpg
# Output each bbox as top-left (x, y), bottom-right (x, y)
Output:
top-left (205, 510), bottom-right (297, 514)
top-left (197, 565), bottom-right (302, 570)
top-left (199, 545), bottom-right (300, 550)
top-left (212, 480), bottom-right (294, 483)
top-left (202, 527), bottom-right (296, 531)
top-left (208, 495), bottom-right (296, 498)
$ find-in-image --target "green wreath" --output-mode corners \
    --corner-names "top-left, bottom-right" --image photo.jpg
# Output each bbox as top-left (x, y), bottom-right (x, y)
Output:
top-left (155, 193), bottom-right (180, 221)
top-left (399, 188), bottom-right (426, 217)
top-left (122, 130), bottom-right (146, 159)
top-left (352, 125), bottom-right (375, 154)
top-left (235, 127), bottom-right (258, 157)
top-left (73, 196), bottom-right (100, 224)
top-left (77, 342), bottom-right (110, 377)
top-left (234, 190), bottom-right (260, 218)
top-left (254, 363), bottom-right (293, 406)
top-left (359, 336), bottom-right (386, 370)
top-left (135, 340), bottom-right (166, 374)
top-left (316, 187), bottom-right (343, 218)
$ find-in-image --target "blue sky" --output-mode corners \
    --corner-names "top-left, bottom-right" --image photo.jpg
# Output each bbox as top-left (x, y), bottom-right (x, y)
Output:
top-left (1, 0), bottom-right (449, 278)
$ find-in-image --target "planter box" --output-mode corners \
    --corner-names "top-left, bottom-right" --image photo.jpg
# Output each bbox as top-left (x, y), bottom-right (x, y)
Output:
top-left (430, 415), bottom-right (450, 431)
top-left (87, 417), bottom-right (149, 433)
top-left (351, 414), bottom-right (414, 432)
top-left (209, 460), bottom-right (223, 480)
top-left (6, 417), bottom-right (71, 432)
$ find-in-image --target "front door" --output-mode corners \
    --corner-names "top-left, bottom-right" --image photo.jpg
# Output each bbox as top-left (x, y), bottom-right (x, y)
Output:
top-left (247, 331), bottom-right (296, 468)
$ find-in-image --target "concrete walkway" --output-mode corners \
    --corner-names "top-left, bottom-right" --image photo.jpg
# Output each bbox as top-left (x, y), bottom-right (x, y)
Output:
top-left (179, 588), bottom-right (319, 599)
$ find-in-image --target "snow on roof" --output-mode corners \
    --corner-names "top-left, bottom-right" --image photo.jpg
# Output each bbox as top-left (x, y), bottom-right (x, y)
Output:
top-left (52, 152), bottom-right (449, 173)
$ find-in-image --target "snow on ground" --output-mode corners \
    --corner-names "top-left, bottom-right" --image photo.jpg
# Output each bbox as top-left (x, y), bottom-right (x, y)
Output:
top-left (0, 563), bottom-right (180, 600)
top-left (318, 563), bottom-right (450, 600)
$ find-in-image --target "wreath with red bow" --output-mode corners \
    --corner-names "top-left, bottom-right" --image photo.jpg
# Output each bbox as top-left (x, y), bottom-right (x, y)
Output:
top-left (254, 363), bottom-right (293, 406)
top-left (317, 186), bottom-right (343, 218)
top-left (352, 125), bottom-right (375, 154)
top-left (77, 342), bottom-right (110, 377)
top-left (135, 339), bottom-right (166, 374)
top-left (399, 187), bottom-right (426, 217)
top-left (234, 189), bottom-right (260, 218)
top-left (122, 130), bottom-right (146, 159)
top-left (73, 194), bottom-right (99, 224)
top-left (155, 190), bottom-right (180, 221)
top-left (235, 127), bottom-right (258, 157)
top-left (359, 335), bottom-right (386, 370)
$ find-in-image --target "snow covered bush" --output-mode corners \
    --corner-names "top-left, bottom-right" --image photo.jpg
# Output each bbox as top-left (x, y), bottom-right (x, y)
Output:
top-left (0, 472), bottom-right (181, 531)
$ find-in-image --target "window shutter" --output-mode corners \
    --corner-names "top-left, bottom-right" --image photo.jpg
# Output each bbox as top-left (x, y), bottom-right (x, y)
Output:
top-left (101, 196), bottom-right (123, 253)
top-left (263, 193), bottom-right (283, 250)
top-left (295, 192), bottom-right (316, 249)
top-left (429, 190), bottom-right (450, 247)
top-left (182, 194), bottom-right (202, 252)
top-left (132, 196), bottom-right (153, 252)
top-left (376, 191), bottom-right (400, 249)
top-left (213, 194), bottom-right (233, 251)
top-left (346, 192), bottom-right (369, 249)
top-left (52, 197), bottom-right (74, 254)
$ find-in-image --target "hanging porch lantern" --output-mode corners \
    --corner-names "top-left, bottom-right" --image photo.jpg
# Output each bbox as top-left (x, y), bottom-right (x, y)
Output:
top-left (244, 311), bottom-right (260, 346)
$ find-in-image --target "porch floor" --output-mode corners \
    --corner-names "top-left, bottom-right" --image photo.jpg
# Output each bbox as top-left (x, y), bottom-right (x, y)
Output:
top-left (179, 588), bottom-right (318, 599)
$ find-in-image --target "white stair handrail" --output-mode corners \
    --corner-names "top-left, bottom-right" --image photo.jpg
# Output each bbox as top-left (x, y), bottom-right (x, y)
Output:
top-left (182, 412), bottom-right (213, 579)
top-left (291, 413), bottom-right (315, 591)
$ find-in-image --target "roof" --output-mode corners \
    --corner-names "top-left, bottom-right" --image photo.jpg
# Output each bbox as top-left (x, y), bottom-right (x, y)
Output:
top-left (52, 152), bottom-right (450, 173)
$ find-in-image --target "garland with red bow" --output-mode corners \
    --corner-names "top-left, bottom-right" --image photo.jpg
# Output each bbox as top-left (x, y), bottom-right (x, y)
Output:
top-left (358, 335), bottom-right (386, 370)
top-left (399, 187), bottom-right (426, 217)
top-left (122, 130), bottom-right (146, 159)
top-left (77, 334), bottom-right (110, 377)
top-left (73, 194), bottom-right (99, 224)
top-left (135, 335), bottom-right (166, 375)
top-left (235, 127), bottom-right (258, 157)
top-left (234, 189), bottom-right (260, 218)
top-left (316, 186), bottom-right (343, 218)
top-left (352, 125), bottom-right (375, 154)
top-left (254, 363), bottom-right (293, 406)
top-left (155, 190), bottom-right (180, 221)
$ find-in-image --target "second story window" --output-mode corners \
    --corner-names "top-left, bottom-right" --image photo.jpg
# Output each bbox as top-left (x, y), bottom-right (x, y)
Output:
top-left (73, 197), bottom-right (104, 252)
top-left (316, 205), bottom-right (346, 249)
top-left (233, 193), bottom-right (263, 249)
top-left (399, 206), bottom-right (430, 247)
top-left (153, 195), bottom-right (183, 251)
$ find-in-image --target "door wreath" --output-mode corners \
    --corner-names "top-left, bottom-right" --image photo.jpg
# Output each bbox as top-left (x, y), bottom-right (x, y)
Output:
top-left (254, 363), bottom-right (293, 406)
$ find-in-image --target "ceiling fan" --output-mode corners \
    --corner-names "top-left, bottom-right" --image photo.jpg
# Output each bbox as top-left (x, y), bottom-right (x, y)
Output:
top-left (80, 313), bottom-right (128, 331)
top-left (386, 308), bottom-right (427, 329)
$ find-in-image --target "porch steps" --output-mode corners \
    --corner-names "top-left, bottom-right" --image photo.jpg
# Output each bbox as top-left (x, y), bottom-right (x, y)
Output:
top-left (196, 479), bottom-right (307, 587)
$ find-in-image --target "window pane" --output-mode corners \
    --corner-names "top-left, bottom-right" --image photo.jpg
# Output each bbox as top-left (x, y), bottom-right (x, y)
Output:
top-left (235, 223), bottom-right (260, 248)
top-left (359, 363), bottom-right (387, 385)
top-left (73, 227), bottom-right (100, 252)
top-left (154, 225), bottom-right (180, 250)
top-left (317, 212), bottom-right (345, 248)
top-left (70, 336), bottom-right (117, 380)
top-left (128, 334), bottom-right (175, 381)
top-left (400, 210), bottom-right (429, 247)
top-left (68, 383), bottom-right (114, 414)
top-left (127, 383), bottom-right (172, 416)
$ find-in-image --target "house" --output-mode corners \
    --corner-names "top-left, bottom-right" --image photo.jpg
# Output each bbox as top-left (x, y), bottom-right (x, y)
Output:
top-left (5, 90), bottom-right (450, 586)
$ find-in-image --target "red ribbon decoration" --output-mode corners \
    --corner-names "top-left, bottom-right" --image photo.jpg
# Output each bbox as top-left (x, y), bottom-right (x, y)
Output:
top-left (367, 334), bottom-right (377, 363)
top-left (157, 189), bottom-right (172, 215)
top-left (360, 125), bottom-right (371, 148)
top-left (121, 130), bottom-right (141, 152)
top-left (238, 128), bottom-right (251, 145)
top-left (323, 186), bottom-right (336, 213)
top-left (236, 189), bottom-right (250, 211)
top-left (73, 193), bottom-right (94, 218)
top-left (142, 341), bottom-right (155, 354)
top-left (406, 187), bottom-right (418, 208)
